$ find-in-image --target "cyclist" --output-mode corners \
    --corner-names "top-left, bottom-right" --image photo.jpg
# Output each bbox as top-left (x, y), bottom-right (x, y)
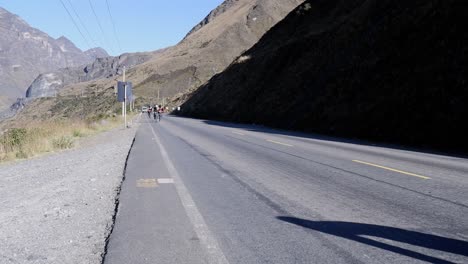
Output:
top-left (153, 105), bottom-right (159, 121)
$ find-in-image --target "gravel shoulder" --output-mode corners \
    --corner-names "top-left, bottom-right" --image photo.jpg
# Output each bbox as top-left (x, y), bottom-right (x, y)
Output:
top-left (0, 125), bottom-right (137, 264)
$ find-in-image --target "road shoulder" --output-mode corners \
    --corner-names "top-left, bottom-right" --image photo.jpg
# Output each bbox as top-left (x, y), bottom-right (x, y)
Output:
top-left (0, 126), bottom-right (137, 264)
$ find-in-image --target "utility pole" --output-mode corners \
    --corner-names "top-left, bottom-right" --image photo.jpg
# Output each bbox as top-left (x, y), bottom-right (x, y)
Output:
top-left (129, 73), bottom-right (133, 113)
top-left (122, 67), bottom-right (126, 117)
top-left (123, 66), bottom-right (127, 128)
top-left (157, 87), bottom-right (160, 105)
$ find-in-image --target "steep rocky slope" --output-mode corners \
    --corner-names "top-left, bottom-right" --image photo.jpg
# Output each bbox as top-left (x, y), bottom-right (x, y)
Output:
top-left (0, 7), bottom-right (107, 109)
top-left (130, 0), bottom-right (304, 100)
top-left (180, 0), bottom-right (468, 152)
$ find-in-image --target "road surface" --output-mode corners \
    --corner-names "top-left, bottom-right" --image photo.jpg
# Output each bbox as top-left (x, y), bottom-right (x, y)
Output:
top-left (104, 115), bottom-right (468, 264)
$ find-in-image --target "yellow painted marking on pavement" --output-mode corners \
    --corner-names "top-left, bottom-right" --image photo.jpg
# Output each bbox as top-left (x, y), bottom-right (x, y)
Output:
top-left (232, 131), bottom-right (245, 136)
top-left (267, 139), bottom-right (293, 147)
top-left (352, 160), bottom-right (431, 180)
top-left (136, 179), bottom-right (158, 188)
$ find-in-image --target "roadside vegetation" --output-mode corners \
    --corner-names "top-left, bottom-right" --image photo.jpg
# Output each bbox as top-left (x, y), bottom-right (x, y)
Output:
top-left (0, 117), bottom-right (123, 162)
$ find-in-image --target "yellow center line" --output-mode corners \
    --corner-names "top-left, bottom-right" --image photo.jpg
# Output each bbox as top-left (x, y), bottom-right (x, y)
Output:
top-left (267, 139), bottom-right (293, 147)
top-left (352, 160), bottom-right (431, 180)
top-left (232, 131), bottom-right (245, 136)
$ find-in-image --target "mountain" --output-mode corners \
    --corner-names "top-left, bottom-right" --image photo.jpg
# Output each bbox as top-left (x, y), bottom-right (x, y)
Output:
top-left (179, 0), bottom-right (468, 152)
top-left (40, 0), bottom-right (303, 101)
top-left (15, 0), bottom-right (304, 121)
top-left (0, 7), bottom-right (107, 109)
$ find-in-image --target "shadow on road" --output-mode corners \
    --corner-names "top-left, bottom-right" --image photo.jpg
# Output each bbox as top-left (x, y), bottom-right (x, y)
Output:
top-left (190, 118), bottom-right (468, 160)
top-left (277, 216), bottom-right (468, 264)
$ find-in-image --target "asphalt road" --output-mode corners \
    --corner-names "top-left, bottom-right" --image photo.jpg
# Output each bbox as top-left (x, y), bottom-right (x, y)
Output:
top-left (104, 114), bottom-right (468, 264)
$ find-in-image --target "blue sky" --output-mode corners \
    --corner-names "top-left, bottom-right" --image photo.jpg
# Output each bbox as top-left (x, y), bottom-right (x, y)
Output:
top-left (0, 0), bottom-right (224, 56)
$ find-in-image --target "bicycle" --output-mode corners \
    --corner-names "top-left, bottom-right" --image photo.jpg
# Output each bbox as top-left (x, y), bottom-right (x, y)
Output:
top-left (154, 112), bottom-right (161, 122)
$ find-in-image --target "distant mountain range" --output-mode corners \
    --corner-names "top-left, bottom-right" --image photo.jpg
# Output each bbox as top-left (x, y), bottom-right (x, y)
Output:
top-left (0, 7), bottom-right (108, 110)
top-left (180, 0), bottom-right (468, 152)
top-left (25, 51), bottom-right (154, 98)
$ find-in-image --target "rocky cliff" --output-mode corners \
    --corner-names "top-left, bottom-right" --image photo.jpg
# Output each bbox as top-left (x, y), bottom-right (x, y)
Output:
top-left (0, 7), bottom-right (107, 109)
top-left (180, 0), bottom-right (468, 152)
top-left (25, 52), bottom-right (153, 98)
top-left (184, 0), bottom-right (242, 38)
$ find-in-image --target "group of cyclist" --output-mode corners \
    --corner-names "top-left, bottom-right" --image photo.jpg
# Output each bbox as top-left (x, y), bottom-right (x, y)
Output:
top-left (147, 105), bottom-right (163, 122)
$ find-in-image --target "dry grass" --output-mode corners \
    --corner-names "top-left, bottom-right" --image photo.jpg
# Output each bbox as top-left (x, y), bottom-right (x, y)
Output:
top-left (0, 117), bottom-right (123, 162)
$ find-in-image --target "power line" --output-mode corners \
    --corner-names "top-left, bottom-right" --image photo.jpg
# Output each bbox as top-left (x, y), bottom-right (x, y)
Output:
top-left (58, 0), bottom-right (91, 49)
top-left (88, 0), bottom-right (115, 54)
top-left (66, 0), bottom-right (99, 48)
top-left (105, 0), bottom-right (123, 54)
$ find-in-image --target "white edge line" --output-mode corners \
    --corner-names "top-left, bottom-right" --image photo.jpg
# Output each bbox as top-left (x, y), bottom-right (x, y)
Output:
top-left (149, 124), bottom-right (229, 264)
top-left (157, 178), bottom-right (174, 184)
